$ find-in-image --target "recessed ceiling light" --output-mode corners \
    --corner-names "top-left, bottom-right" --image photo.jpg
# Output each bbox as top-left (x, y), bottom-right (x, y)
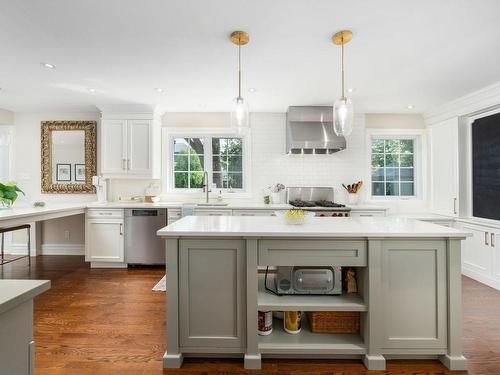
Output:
top-left (155, 88), bottom-right (165, 93)
top-left (248, 87), bottom-right (257, 93)
top-left (41, 62), bottom-right (56, 69)
top-left (88, 88), bottom-right (96, 93)
top-left (347, 88), bottom-right (356, 93)
top-left (407, 105), bottom-right (415, 109)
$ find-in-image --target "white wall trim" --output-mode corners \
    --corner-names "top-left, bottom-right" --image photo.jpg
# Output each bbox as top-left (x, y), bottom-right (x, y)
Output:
top-left (7, 243), bottom-right (84, 256)
top-left (424, 81), bottom-right (500, 125)
top-left (462, 267), bottom-right (500, 291)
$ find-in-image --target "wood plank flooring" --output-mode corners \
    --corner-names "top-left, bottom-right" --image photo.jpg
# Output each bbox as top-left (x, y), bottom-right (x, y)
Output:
top-left (2, 255), bottom-right (500, 374)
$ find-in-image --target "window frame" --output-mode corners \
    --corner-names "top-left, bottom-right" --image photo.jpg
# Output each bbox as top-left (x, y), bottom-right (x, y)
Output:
top-left (366, 129), bottom-right (426, 201)
top-left (162, 128), bottom-right (252, 196)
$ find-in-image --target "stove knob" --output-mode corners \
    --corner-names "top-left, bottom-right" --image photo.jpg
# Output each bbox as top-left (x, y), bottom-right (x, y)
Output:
top-left (332, 213), bottom-right (337, 217)
top-left (320, 214), bottom-right (325, 217)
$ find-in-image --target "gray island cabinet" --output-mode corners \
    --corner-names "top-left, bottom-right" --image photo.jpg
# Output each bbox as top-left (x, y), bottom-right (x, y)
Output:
top-left (157, 216), bottom-right (470, 371)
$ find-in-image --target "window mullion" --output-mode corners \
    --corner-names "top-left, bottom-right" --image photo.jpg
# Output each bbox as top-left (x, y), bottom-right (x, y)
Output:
top-left (206, 136), bottom-right (213, 189)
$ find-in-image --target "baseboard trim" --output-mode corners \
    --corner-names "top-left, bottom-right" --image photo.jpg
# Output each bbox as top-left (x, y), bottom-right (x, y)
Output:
top-left (462, 267), bottom-right (500, 290)
top-left (42, 244), bottom-right (84, 255)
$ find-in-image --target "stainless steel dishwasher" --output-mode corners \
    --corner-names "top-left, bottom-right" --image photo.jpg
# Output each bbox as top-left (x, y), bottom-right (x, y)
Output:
top-left (124, 208), bottom-right (167, 265)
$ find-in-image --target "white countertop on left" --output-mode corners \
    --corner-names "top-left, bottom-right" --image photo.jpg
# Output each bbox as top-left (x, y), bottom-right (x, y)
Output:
top-left (157, 216), bottom-right (470, 238)
top-left (0, 203), bottom-right (88, 222)
top-left (0, 279), bottom-right (50, 315)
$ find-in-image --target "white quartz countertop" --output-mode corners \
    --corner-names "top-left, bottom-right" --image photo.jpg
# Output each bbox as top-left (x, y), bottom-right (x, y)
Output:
top-left (86, 201), bottom-right (389, 211)
top-left (157, 216), bottom-right (470, 238)
top-left (0, 203), bottom-right (86, 223)
top-left (0, 280), bottom-right (50, 314)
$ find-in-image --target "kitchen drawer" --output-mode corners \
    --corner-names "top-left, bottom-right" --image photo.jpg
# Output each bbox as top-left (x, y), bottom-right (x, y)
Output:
top-left (232, 209), bottom-right (277, 216)
top-left (350, 210), bottom-right (386, 217)
top-left (195, 209), bottom-right (232, 216)
top-left (87, 209), bottom-right (124, 219)
top-left (258, 239), bottom-right (367, 266)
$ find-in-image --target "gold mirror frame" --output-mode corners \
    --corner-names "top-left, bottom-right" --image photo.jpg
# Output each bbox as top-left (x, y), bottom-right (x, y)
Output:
top-left (41, 121), bottom-right (97, 194)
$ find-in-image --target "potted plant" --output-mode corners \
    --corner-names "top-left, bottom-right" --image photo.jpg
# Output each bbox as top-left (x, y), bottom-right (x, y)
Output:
top-left (0, 180), bottom-right (24, 209)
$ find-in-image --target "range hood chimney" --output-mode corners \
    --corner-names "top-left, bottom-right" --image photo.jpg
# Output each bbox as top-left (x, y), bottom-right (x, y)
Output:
top-left (286, 106), bottom-right (346, 154)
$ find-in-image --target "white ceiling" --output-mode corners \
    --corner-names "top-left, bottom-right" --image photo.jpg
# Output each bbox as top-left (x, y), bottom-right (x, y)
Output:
top-left (1, 0), bottom-right (500, 114)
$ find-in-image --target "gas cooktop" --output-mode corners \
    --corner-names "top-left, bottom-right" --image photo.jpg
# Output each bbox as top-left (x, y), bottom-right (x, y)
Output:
top-left (289, 199), bottom-right (347, 208)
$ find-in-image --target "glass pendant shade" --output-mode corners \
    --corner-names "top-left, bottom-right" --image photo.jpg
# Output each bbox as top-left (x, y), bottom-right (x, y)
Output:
top-left (333, 97), bottom-right (354, 137)
top-left (231, 96), bottom-right (250, 135)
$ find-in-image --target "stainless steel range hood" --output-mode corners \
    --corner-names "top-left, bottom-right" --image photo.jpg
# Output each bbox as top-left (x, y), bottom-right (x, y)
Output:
top-left (286, 106), bottom-right (346, 154)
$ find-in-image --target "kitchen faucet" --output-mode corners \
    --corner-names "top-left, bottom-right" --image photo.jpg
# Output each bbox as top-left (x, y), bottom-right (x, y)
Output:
top-left (202, 171), bottom-right (211, 203)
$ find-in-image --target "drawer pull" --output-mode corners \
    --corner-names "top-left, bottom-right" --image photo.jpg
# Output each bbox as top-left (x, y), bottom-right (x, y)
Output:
top-left (485, 232), bottom-right (489, 246)
top-left (120, 224), bottom-right (123, 235)
top-left (99, 212), bottom-right (113, 215)
top-left (492, 233), bottom-right (495, 248)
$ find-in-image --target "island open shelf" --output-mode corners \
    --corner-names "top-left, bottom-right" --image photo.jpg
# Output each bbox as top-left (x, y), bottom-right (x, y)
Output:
top-left (258, 318), bottom-right (366, 355)
top-left (257, 275), bottom-right (367, 312)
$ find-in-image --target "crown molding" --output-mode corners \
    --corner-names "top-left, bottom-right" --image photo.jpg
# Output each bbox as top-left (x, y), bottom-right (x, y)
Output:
top-left (424, 81), bottom-right (500, 125)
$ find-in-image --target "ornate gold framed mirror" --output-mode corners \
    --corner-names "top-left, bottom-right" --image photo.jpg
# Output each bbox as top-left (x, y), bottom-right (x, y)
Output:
top-left (41, 121), bottom-right (97, 193)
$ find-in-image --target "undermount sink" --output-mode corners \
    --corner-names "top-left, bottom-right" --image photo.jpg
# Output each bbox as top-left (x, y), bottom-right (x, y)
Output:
top-left (196, 202), bottom-right (229, 206)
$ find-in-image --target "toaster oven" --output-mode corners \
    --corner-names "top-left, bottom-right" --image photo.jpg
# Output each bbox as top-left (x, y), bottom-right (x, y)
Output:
top-left (275, 266), bottom-right (342, 295)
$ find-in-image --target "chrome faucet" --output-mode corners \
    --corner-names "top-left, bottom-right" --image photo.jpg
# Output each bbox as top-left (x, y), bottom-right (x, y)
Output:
top-left (202, 171), bottom-right (211, 203)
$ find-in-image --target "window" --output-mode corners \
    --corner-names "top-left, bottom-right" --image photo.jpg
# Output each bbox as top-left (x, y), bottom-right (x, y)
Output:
top-left (371, 138), bottom-right (415, 197)
top-left (173, 138), bottom-right (205, 189)
top-left (171, 136), bottom-right (244, 190)
top-left (212, 137), bottom-right (243, 189)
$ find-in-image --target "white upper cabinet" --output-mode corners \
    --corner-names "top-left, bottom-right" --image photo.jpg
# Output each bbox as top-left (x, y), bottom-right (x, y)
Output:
top-left (127, 119), bottom-right (152, 175)
top-left (100, 112), bottom-right (160, 178)
top-left (101, 119), bottom-right (127, 174)
top-left (429, 117), bottom-right (459, 216)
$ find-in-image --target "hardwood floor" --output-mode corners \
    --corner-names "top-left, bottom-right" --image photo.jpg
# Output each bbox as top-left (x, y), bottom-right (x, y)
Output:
top-left (2, 255), bottom-right (500, 374)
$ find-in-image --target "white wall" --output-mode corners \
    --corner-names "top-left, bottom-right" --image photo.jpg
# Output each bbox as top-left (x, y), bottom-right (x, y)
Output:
top-left (0, 108), bottom-right (14, 125)
top-left (147, 112), bottom-right (426, 213)
top-left (8, 112), bottom-right (99, 253)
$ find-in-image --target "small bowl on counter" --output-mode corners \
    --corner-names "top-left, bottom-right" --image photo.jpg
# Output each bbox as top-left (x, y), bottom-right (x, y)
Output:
top-left (275, 209), bottom-right (314, 225)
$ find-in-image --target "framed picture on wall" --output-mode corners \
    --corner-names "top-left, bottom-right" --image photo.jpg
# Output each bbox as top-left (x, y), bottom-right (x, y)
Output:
top-left (74, 164), bottom-right (86, 182)
top-left (56, 164), bottom-right (71, 182)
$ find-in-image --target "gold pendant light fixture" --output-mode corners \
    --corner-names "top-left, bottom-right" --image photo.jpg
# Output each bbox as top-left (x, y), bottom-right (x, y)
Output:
top-left (332, 30), bottom-right (354, 137)
top-left (230, 31), bottom-right (250, 135)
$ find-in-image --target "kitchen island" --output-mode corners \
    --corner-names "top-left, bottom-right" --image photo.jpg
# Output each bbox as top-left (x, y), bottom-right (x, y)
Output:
top-left (157, 216), bottom-right (469, 371)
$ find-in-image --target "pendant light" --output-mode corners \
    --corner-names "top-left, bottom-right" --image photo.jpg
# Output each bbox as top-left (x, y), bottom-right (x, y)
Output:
top-left (230, 31), bottom-right (250, 135)
top-left (332, 30), bottom-right (354, 137)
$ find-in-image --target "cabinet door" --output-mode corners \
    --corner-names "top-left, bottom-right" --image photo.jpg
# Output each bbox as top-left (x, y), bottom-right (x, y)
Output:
top-left (86, 219), bottom-right (124, 262)
top-left (179, 239), bottom-right (246, 350)
top-left (461, 223), bottom-right (491, 276)
top-left (127, 120), bottom-right (151, 175)
top-left (430, 118), bottom-right (459, 216)
top-left (101, 120), bottom-right (127, 174)
top-left (490, 231), bottom-right (500, 282)
top-left (380, 240), bottom-right (447, 349)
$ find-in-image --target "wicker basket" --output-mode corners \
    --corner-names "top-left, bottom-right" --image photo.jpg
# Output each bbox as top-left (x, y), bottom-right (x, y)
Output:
top-left (306, 311), bottom-right (360, 334)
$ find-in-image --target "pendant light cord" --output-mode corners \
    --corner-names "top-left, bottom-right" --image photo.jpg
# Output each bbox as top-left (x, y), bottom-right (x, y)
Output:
top-left (341, 34), bottom-right (345, 100)
top-left (238, 39), bottom-right (242, 98)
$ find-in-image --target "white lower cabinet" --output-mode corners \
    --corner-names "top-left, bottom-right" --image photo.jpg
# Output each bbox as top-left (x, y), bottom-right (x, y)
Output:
top-left (458, 221), bottom-right (500, 290)
top-left (85, 211), bottom-right (124, 263)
